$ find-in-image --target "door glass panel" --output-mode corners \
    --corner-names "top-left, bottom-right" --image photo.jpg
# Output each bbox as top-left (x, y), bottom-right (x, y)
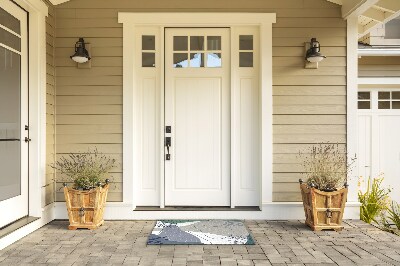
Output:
top-left (173, 36), bottom-right (188, 51)
top-left (358, 101), bottom-right (370, 109)
top-left (0, 7), bottom-right (20, 34)
top-left (142, 52), bottom-right (155, 67)
top-left (392, 91), bottom-right (400, 99)
top-left (0, 27), bottom-right (21, 51)
top-left (207, 36), bottom-right (221, 50)
top-left (378, 101), bottom-right (390, 109)
top-left (239, 52), bottom-right (253, 67)
top-left (189, 53), bottom-right (204, 67)
top-left (190, 36), bottom-right (204, 51)
top-left (392, 101), bottom-right (400, 109)
top-left (173, 53), bottom-right (188, 68)
top-left (142, 35), bottom-right (155, 50)
top-left (239, 35), bottom-right (253, 50)
top-left (378, 91), bottom-right (390, 99)
top-left (207, 53), bottom-right (222, 68)
top-left (358, 92), bottom-right (370, 99)
top-left (0, 47), bottom-right (21, 201)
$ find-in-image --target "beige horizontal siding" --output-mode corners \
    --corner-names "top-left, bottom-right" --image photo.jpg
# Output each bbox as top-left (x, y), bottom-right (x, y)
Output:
top-left (359, 56), bottom-right (400, 77)
top-left (45, 1), bottom-right (56, 207)
top-left (55, 0), bottom-right (346, 203)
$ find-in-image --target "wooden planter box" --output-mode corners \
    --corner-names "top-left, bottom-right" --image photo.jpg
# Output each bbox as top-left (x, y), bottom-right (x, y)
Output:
top-left (299, 182), bottom-right (347, 231)
top-left (63, 184), bottom-right (109, 230)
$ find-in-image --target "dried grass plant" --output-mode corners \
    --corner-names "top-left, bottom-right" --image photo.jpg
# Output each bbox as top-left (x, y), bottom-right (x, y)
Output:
top-left (52, 148), bottom-right (116, 190)
top-left (299, 143), bottom-right (355, 191)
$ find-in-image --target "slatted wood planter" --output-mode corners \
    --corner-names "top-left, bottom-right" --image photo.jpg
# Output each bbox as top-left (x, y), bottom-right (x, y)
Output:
top-left (299, 182), bottom-right (347, 231)
top-left (63, 184), bottom-right (109, 230)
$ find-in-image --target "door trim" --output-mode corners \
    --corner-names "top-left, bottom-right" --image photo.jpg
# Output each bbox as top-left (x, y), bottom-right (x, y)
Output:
top-left (119, 13), bottom-right (276, 209)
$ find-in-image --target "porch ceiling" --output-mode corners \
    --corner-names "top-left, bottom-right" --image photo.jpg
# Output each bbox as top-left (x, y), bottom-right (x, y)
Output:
top-left (327, 0), bottom-right (400, 39)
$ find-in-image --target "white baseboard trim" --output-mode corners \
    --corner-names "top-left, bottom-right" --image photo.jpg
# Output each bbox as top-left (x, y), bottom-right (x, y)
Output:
top-left (54, 201), bottom-right (361, 220)
top-left (0, 203), bottom-right (55, 250)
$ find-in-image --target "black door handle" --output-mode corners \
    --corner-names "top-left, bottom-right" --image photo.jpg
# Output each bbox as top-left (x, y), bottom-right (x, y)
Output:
top-left (165, 137), bottom-right (171, 160)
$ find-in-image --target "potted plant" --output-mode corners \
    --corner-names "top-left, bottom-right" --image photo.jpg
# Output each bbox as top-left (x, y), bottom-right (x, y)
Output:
top-left (298, 143), bottom-right (355, 231)
top-left (53, 148), bottom-right (116, 230)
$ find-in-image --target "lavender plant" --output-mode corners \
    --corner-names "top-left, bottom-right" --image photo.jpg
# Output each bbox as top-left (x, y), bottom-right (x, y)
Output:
top-left (299, 143), bottom-right (355, 191)
top-left (52, 148), bottom-right (116, 190)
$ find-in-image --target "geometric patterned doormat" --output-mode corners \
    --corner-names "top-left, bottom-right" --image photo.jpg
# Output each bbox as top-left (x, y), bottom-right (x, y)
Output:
top-left (147, 220), bottom-right (255, 245)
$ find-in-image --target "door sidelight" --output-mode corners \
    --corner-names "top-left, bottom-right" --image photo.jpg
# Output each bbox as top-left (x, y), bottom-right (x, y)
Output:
top-left (165, 137), bottom-right (171, 160)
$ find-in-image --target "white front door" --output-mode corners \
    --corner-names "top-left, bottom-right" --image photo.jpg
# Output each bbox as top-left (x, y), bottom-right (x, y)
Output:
top-left (164, 28), bottom-right (230, 206)
top-left (357, 89), bottom-right (400, 203)
top-left (0, 0), bottom-right (29, 228)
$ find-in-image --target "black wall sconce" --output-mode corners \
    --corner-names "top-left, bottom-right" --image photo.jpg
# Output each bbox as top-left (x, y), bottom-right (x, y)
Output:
top-left (305, 38), bottom-right (326, 69)
top-left (70, 37), bottom-right (91, 66)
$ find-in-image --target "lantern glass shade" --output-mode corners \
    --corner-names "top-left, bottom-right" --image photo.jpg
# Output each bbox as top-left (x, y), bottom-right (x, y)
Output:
top-left (70, 38), bottom-right (91, 63)
top-left (305, 38), bottom-right (326, 63)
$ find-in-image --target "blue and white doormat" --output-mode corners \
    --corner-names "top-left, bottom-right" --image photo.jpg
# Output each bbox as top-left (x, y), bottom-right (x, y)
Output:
top-left (147, 220), bottom-right (255, 245)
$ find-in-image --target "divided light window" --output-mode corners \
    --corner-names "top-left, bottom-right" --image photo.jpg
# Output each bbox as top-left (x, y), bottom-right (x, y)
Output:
top-left (173, 35), bottom-right (222, 68)
top-left (142, 35), bottom-right (155, 67)
top-left (239, 35), bottom-right (253, 67)
top-left (358, 91), bottom-right (371, 109)
top-left (378, 91), bottom-right (400, 109)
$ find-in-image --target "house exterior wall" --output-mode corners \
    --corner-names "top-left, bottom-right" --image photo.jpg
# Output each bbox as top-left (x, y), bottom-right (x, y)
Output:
top-left (45, 1), bottom-right (56, 207)
top-left (359, 56), bottom-right (400, 77)
top-left (54, 0), bottom-right (346, 203)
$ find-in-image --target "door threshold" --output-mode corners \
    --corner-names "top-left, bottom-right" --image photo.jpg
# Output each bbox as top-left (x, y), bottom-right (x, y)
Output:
top-left (135, 206), bottom-right (260, 211)
top-left (0, 216), bottom-right (39, 239)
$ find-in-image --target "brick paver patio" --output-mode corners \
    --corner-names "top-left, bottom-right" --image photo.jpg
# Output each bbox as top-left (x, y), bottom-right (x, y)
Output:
top-left (0, 220), bottom-right (399, 265)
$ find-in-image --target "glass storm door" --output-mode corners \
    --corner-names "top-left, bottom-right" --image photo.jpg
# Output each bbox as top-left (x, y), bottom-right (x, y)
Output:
top-left (164, 28), bottom-right (231, 206)
top-left (0, 0), bottom-right (28, 228)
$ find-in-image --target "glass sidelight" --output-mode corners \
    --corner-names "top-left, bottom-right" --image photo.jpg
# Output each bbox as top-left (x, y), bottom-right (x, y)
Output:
top-left (0, 7), bottom-right (22, 202)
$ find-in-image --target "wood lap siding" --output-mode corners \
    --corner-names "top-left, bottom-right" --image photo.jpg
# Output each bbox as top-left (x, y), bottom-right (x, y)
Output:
top-left (45, 1), bottom-right (56, 207)
top-left (55, 0), bottom-right (346, 202)
top-left (359, 57), bottom-right (400, 77)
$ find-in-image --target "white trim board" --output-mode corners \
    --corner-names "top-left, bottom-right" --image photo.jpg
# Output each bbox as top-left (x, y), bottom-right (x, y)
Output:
top-left (54, 202), bottom-right (360, 220)
top-left (358, 77), bottom-right (400, 85)
top-left (119, 13), bottom-right (276, 210)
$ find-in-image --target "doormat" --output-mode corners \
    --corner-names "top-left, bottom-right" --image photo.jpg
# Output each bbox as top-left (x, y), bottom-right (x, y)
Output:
top-left (147, 220), bottom-right (255, 245)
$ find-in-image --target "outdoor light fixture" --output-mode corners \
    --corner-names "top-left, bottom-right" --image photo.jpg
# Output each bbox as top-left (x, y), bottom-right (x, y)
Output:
top-left (305, 38), bottom-right (326, 69)
top-left (70, 37), bottom-right (91, 64)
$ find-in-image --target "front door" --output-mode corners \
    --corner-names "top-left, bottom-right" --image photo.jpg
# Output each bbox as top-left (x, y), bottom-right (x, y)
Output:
top-left (0, 0), bottom-right (28, 228)
top-left (164, 28), bottom-right (230, 206)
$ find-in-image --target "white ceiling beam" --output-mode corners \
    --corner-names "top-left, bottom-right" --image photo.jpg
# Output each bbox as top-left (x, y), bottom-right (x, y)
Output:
top-left (374, 0), bottom-right (400, 12)
top-left (326, 0), bottom-right (343, 5)
top-left (361, 8), bottom-right (387, 22)
top-left (342, 0), bottom-right (380, 19)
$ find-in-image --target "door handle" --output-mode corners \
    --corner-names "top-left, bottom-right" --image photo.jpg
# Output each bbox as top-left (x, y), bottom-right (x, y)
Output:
top-left (24, 137), bottom-right (31, 143)
top-left (165, 137), bottom-right (171, 160)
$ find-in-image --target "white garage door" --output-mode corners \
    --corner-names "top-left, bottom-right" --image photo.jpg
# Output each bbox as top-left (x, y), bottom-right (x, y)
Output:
top-left (358, 89), bottom-right (400, 202)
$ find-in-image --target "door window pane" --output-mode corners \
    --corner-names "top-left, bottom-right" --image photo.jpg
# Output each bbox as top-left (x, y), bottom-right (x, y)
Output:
top-left (239, 52), bottom-right (253, 67)
top-left (358, 92), bottom-right (370, 100)
top-left (142, 35), bottom-right (155, 50)
top-left (174, 36), bottom-right (188, 51)
top-left (173, 53), bottom-right (188, 68)
top-left (358, 101), bottom-right (370, 109)
top-left (392, 91), bottom-right (400, 99)
top-left (378, 91), bottom-right (390, 99)
top-left (190, 36), bottom-right (204, 51)
top-left (378, 101), bottom-right (390, 109)
top-left (190, 53), bottom-right (204, 67)
top-left (0, 7), bottom-right (20, 34)
top-left (392, 101), bottom-right (400, 109)
top-left (207, 53), bottom-right (221, 68)
top-left (239, 35), bottom-right (253, 50)
top-left (142, 52), bottom-right (155, 67)
top-left (0, 47), bottom-right (21, 201)
top-left (207, 36), bottom-right (221, 50)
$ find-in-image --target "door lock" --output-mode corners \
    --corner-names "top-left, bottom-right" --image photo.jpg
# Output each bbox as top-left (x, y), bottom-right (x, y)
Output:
top-left (165, 137), bottom-right (171, 160)
top-left (24, 137), bottom-right (31, 143)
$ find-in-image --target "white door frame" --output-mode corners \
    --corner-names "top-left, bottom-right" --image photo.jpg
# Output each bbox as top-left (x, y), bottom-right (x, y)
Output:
top-left (119, 13), bottom-right (276, 209)
top-left (11, 0), bottom-right (48, 217)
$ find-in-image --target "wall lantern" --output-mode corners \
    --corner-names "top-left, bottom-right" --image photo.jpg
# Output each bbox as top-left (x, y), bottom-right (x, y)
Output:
top-left (70, 37), bottom-right (91, 64)
top-left (305, 38), bottom-right (326, 69)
